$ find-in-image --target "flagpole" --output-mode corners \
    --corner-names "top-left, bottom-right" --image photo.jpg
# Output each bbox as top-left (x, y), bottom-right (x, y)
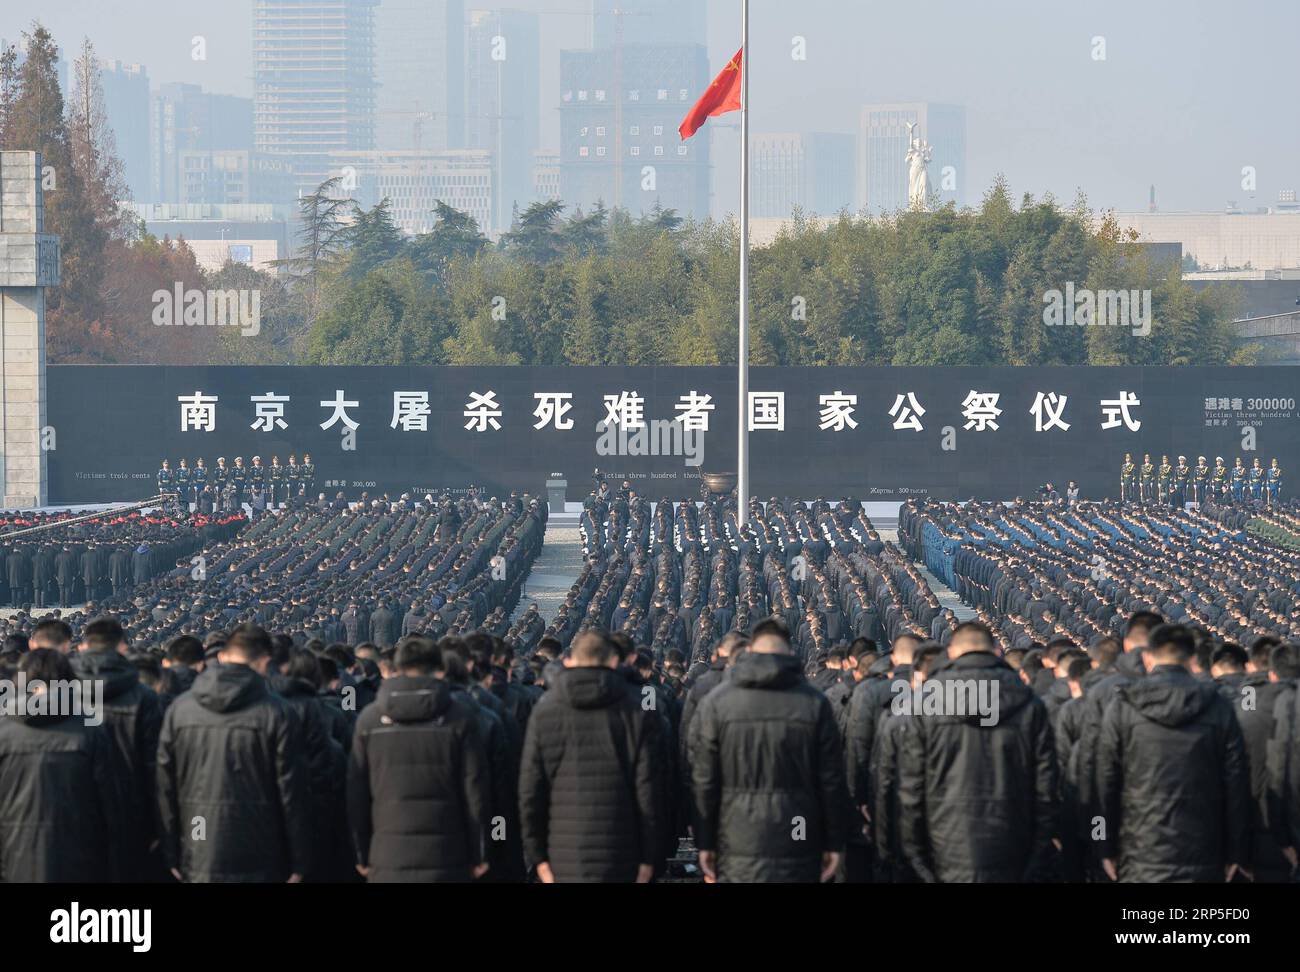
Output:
top-left (737, 0), bottom-right (750, 530)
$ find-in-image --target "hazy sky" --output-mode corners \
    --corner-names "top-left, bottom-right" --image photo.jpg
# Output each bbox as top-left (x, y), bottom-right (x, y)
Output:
top-left (4, 0), bottom-right (1297, 216)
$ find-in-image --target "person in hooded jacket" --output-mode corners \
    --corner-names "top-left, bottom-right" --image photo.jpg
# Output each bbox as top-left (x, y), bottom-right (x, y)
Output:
top-left (157, 623), bottom-right (311, 883)
top-left (691, 617), bottom-right (848, 883)
top-left (1098, 623), bottom-right (1251, 883)
top-left (347, 636), bottom-right (489, 883)
top-left (72, 616), bottom-right (164, 882)
top-left (0, 650), bottom-right (116, 882)
top-left (519, 629), bottom-right (662, 883)
top-left (158, 634), bottom-right (205, 711)
top-left (898, 621), bottom-right (1058, 883)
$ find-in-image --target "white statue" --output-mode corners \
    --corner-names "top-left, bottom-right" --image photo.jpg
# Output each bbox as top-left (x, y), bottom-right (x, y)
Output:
top-left (906, 121), bottom-right (933, 212)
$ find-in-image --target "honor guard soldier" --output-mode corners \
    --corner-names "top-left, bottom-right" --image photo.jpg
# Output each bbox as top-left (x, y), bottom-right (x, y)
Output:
top-left (1157, 455), bottom-right (1172, 505)
top-left (1173, 455), bottom-right (1190, 508)
top-left (213, 456), bottom-right (230, 493)
top-left (1193, 456), bottom-right (1210, 505)
top-left (286, 454), bottom-right (300, 506)
top-left (269, 456), bottom-right (286, 507)
top-left (1120, 453), bottom-right (1137, 503)
top-left (1139, 453), bottom-right (1155, 503)
top-left (1267, 459), bottom-right (1282, 506)
top-left (1230, 457), bottom-right (1246, 503)
top-left (232, 457), bottom-right (248, 501)
top-left (157, 459), bottom-right (173, 495)
top-left (174, 458), bottom-right (192, 508)
top-left (1249, 457), bottom-right (1265, 502)
top-left (1211, 457), bottom-right (1228, 498)
top-left (192, 457), bottom-right (208, 499)
top-left (300, 453), bottom-right (316, 498)
top-left (249, 455), bottom-right (266, 498)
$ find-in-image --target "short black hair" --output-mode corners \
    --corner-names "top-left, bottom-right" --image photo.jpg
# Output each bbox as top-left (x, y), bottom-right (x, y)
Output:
top-left (1249, 635), bottom-right (1282, 669)
top-left (395, 636), bottom-right (442, 675)
top-left (81, 616), bottom-right (125, 653)
top-left (1066, 657), bottom-right (1092, 681)
top-left (1126, 611), bottom-right (1163, 639)
top-left (1211, 643), bottom-right (1248, 672)
top-left (19, 647), bottom-right (74, 683)
top-left (571, 630), bottom-right (616, 666)
top-left (1269, 643), bottom-right (1300, 680)
top-left (752, 616), bottom-right (791, 642)
top-left (1148, 623), bottom-right (1194, 662)
top-left (31, 618), bottom-right (73, 646)
top-left (165, 635), bottom-right (205, 666)
top-left (951, 621), bottom-right (995, 650)
top-left (225, 623), bottom-right (272, 660)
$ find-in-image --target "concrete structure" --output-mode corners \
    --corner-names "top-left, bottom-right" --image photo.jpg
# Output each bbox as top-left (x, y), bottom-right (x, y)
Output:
top-left (1236, 311), bottom-right (1300, 365)
top-left (753, 132), bottom-right (855, 218)
top-left (123, 203), bottom-right (290, 274)
top-left (559, 43), bottom-right (710, 219)
top-left (152, 83), bottom-right (255, 204)
top-left (1106, 211), bottom-right (1300, 272)
top-left (532, 152), bottom-right (561, 204)
top-left (0, 152), bottom-right (59, 508)
top-left (590, 0), bottom-right (705, 48)
top-left (466, 8), bottom-right (541, 233)
top-left (859, 102), bottom-right (965, 213)
top-left (375, 0), bottom-right (464, 152)
top-left (254, 0), bottom-right (378, 194)
top-left (329, 149), bottom-right (493, 236)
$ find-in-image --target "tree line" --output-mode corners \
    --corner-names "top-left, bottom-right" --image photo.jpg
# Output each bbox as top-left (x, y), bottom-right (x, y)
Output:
top-left (2, 21), bottom-right (1252, 369)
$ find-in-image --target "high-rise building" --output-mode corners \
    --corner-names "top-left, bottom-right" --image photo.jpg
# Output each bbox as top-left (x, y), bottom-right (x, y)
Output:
top-left (375, 0), bottom-right (464, 152)
top-left (589, 0), bottom-right (706, 49)
top-left (752, 132), bottom-right (856, 218)
top-left (253, 0), bottom-right (378, 194)
top-left (329, 148), bottom-right (493, 236)
top-left (532, 152), bottom-right (560, 205)
top-left (559, 43), bottom-right (710, 220)
top-left (859, 102), bottom-right (966, 213)
top-left (99, 60), bottom-right (150, 201)
top-left (466, 9), bottom-right (540, 234)
top-left (151, 83), bottom-right (254, 203)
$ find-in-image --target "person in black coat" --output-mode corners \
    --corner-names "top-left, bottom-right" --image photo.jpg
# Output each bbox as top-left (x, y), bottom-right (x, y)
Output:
top-left (519, 630), bottom-right (662, 883)
top-left (157, 623), bottom-right (311, 883)
top-left (0, 650), bottom-right (116, 882)
top-left (898, 621), bottom-right (1058, 883)
top-left (347, 636), bottom-right (489, 883)
top-left (72, 616), bottom-right (164, 883)
top-left (690, 617), bottom-right (848, 883)
top-left (55, 545), bottom-right (78, 606)
top-left (1098, 624), bottom-right (1251, 883)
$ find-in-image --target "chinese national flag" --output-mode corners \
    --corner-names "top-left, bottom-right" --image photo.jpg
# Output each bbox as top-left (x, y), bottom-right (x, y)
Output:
top-left (678, 47), bottom-right (743, 140)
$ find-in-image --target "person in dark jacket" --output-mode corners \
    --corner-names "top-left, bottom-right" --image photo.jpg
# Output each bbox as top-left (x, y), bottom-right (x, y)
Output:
top-left (691, 617), bottom-right (848, 883)
top-left (519, 630), bottom-right (662, 883)
top-left (679, 630), bottom-right (747, 770)
top-left (158, 634), bottom-right (205, 711)
top-left (156, 623), bottom-right (311, 883)
top-left (347, 636), bottom-right (489, 883)
top-left (1098, 623), bottom-right (1251, 883)
top-left (0, 650), bottom-right (115, 882)
top-left (73, 616), bottom-right (164, 882)
top-left (898, 621), bottom-right (1058, 883)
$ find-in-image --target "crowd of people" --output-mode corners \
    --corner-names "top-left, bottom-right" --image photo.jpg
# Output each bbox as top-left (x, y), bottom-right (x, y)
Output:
top-left (156, 454), bottom-right (317, 511)
top-left (1116, 454), bottom-right (1283, 506)
top-left (0, 486), bottom-right (1297, 885)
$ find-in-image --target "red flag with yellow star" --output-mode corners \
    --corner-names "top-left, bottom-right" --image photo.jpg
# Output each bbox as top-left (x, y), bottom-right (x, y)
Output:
top-left (678, 47), bottom-right (743, 140)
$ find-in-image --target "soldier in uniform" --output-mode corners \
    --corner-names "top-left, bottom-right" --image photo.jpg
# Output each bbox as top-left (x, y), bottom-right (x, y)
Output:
top-left (213, 457), bottom-right (230, 494)
top-left (157, 458), bottom-right (173, 496)
top-left (232, 457), bottom-right (248, 502)
top-left (1211, 457), bottom-right (1228, 499)
top-left (174, 458), bottom-right (192, 509)
top-left (1267, 458), bottom-right (1282, 506)
top-left (1157, 455), bottom-right (1172, 506)
top-left (269, 455), bottom-right (286, 508)
top-left (1173, 455), bottom-right (1190, 508)
top-left (1249, 457), bottom-right (1265, 503)
top-left (1193, 456), bottom-right (1209, 505)
top-left (249, 455), bottom-right (266, 500)
top-left (286, 454), bottom-right (300, 507)
top-left (300, 453), bottom-right (316, 499)
top-left (1230, 457), bottom-right (1246, 503)
top-left (192, 457), bottom-right (208, 503)
top-left (1120, 452), bottom-right (1137, 503)
top-left (1139, 453), bottom-right (1155, 503)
